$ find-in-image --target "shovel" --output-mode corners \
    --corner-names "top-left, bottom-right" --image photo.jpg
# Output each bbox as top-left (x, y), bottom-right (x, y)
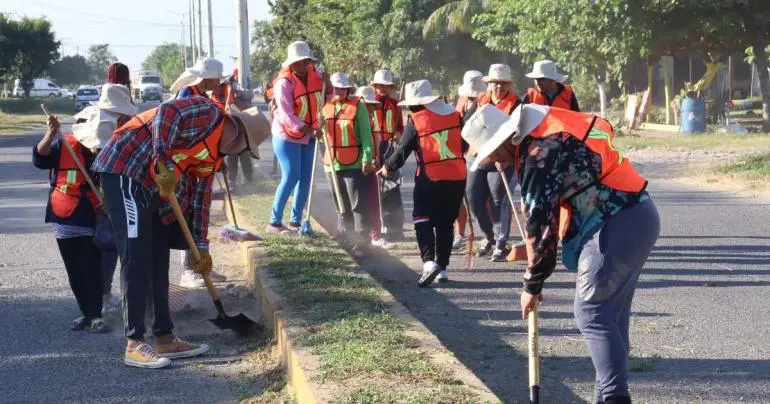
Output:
top-left (528, 303), bottom-right (541, 403)
top-left (155, 162), bottom-right (260, 335)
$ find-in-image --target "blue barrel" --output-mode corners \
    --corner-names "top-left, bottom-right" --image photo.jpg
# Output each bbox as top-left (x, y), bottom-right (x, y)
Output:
top-left (681, 97), bottom-right (706, 134)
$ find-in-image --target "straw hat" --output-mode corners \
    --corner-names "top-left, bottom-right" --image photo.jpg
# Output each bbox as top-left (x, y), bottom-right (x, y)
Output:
top-left (282, 41), bottom-right (318, 68)
top-left (525, 60), bottom-right (568, 82)
top-left (330, 72), bottom-right (355, 89)
top-left (225, 107), bottom-right (272, 158)
top-left (370, 69), bottom-right (395, 86)
top-left (91, 84), bottom-right (137, 116)
top-left (462, 104), bottom-right (549, 171)
top-left (482, 64), bottom-right (513, 83)
top-left (397, 80), bottom-right (440, 107)
top-left (355, 86), bottom-right (380, 104)
top-left (457, 70), bottom-right (486, 98)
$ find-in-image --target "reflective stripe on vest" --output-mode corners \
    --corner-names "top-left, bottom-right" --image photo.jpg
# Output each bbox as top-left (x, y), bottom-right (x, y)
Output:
top-left (51, 134), bottom-right (99, 218)
top-left (526, 108), bottom-right (647, 239)
top-left (273, 66), bottom-right (324, 139)
top-left (478, 92), bottom-right (520, 115)
top-left (526, 85), bottom-right (575, 110)
top-left (322, 98), bottom-right (361, 166)
top-left (373, 99), bottom-right (399, 141)
top-left (411, 109), bottom-right (466, 182)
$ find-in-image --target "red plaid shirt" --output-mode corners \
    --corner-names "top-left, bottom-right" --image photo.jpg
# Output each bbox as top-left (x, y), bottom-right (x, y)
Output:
top-left (93, 97), bottom-right (223, 248)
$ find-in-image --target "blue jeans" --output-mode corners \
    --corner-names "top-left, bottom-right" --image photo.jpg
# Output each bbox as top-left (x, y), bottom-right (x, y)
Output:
top-left (573, 199), bottom-right (660, 403)
top-left (270, 136), bottom-right (316, 225)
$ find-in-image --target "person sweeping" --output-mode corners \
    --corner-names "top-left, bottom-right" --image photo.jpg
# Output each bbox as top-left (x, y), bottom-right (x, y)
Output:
top-left (321, 73), bottom-right (376, 257)
top-left (379, 80), bottom-right (467, 286)
top-left (463, 104), bottom-right (659, 404)
top-left (522, 60), bottom-right (580, 112)
top-left (92, 96), bottom-right (268, 369)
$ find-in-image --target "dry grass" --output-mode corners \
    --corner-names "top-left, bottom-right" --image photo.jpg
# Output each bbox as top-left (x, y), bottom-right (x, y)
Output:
top-left (0, 113), bottom-right (47, 135)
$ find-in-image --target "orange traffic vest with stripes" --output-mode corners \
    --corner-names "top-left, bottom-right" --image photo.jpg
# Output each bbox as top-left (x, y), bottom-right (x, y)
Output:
top-left (478, 91), bottom-right (520, 114)
top-left (411, 109), bottom-right (466, 181)
top-left (525, 107), bottom-right (647, 239)
top-left (322, 98), bottom-right (361, 166)
top-left (123, 108), bottom-right (225, 182)
top-left (51, 134), bottom-right (100, 219)
top-left (526, 85), bottom-right (576, 110)
top-left (372, 98), bottom-right (399, 141)
top-left (273, 66), bottom-right (324, 139)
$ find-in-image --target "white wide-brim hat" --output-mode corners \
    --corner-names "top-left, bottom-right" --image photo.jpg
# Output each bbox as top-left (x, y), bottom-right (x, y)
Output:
top-left (397, 80), bottom-right (440, 107)
top-left (330, 72), bottom-right (355, 89)
top-left (370, 69), bottom-right (395, 86)
top-left (282, 41), bottom-right (318, 68)
top-left (225, 107), bottom-right (272, 158)
top-left (189, 58), bottom-right (226, 81)
top-left (355, 86), bottom-right (380, 104)
top-left (483, 63), bottom-right (513, 83)
top-left (458, 70), bottom-right (486, 98)
top-left (72, 106), bottom-right (120, 150)
top-left (525, 60), bottom-right (568, 82)
top-left (462, 104), bottom-right (549, 171)
top-left (91, 83), bottom-right (138, 117)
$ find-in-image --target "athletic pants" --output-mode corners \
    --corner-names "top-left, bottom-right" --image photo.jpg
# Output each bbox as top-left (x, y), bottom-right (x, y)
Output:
top-left (573, 199), bottom-right (660, 403)
top-left (270, 136), bottom-right (315, 225)
top-left (467, 166), bottom-right (512, 243)
top-left (56, 236), bottom-right (103, 319)
top-left (413, 177), bottom-right (465, 268)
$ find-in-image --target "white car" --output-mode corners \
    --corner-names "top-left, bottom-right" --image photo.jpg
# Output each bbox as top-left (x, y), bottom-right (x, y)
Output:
top-left (12, 78), bottom-right (62, 97)
top-left (60, 89), bottom-right (74, 99)
top-left (74, 86), bottom-right (100, 111)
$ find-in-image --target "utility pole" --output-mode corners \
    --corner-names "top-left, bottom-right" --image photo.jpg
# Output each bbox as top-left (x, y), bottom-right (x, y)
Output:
top-left (198, 0), bottom-right (204, 58)
top-left (189, 0), bottom-right (197, 61)
top-left (181, 15), bottom-right (188, 69)
top-left (236, 0), bottom-right (250, 89)
top-left (207, 0), bottom-right (214, 58)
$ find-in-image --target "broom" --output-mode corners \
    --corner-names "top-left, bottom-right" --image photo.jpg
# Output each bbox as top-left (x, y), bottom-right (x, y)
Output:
top-left (300, 139), bottom-right (320, 236)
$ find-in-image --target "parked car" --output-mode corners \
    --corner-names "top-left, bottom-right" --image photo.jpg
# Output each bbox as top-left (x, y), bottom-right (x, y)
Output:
top-left (74, 86), bottom-right (100, 111)
top-left (59, 89), bottom-right (74, 99)
top-left (12, 78), bottom-right (62, 97)
top-left (140, 84), bottom-right (163, 102)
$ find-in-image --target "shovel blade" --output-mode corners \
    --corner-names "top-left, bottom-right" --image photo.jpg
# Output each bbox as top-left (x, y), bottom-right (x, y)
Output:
top-left (210, 313), bottom-right (262, 335)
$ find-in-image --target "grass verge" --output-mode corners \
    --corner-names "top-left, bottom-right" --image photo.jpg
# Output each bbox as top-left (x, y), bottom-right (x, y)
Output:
top-left (234, 174), bottom-right (481, 403)
top-left (616, 132), bottom-right (770, 151)
top-left (0, 113), bottom-right (47, 135)
top-left (717, 152), bottom-right (770, 179)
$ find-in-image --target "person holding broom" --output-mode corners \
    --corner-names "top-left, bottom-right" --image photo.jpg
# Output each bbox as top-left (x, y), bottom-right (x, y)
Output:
top-left (463, 104), bottom-right (659, 404)
top-left (379, 80), bottom-right (468, 286)
top-left (92, 96), bottom-right (268, 369)
top-left (522, 60), bottom-right (580, 111)
top-left (321, 73), bottom-right (376, 256)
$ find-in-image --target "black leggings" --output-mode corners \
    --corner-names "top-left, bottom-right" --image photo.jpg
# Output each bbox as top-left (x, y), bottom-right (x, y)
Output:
top-left (57, 237), bottom-right (103, 319)
top-left (412, 177), bottom-right (465, 268)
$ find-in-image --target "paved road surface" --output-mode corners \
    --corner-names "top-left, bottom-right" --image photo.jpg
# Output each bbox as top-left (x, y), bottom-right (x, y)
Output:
top-left (253, 133), bottom-right (770, 403)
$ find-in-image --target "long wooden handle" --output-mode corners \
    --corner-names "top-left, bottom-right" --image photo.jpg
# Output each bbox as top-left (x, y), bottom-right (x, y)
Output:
top-left (499, 170), bottom-right (526, 241)
top-left (322, 134), bottom-right (347, 214)
top-left (221, 167), bottom-right (239, 229)
top-left (304, 139), bottom-right (320, 221)
top-left (528, 305), bottom-right (540, 403)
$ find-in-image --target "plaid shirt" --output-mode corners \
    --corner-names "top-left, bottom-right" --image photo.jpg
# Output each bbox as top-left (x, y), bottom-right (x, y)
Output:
top-left (93, 97), bottom-right (223, 248)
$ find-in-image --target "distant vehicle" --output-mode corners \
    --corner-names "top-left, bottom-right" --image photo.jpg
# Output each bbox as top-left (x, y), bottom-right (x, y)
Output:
top-left (12, 78), bottom-right (62, 97)
top-left (74, 86), bottom-right (100, 111)
top-left (131, 70), bottom-right (163, 102)
top-left (60, 89), bottom-right (74, 99)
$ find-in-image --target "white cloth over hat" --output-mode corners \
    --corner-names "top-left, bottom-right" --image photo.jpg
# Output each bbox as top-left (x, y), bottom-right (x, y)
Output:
top-left (92, 84), bottom-right (137, 116)
top-left (525, 60), bottom-right (568, 82)
top-left (355, 86), bottom-right (380, 104)
top-left (330, 72), bottom-right (355, 89)
top-left (483, 64), bottom-right (513, 83)
top-left (282, 41), bottom-right (318, 68)
top-left (457, 70), bottom-right (486, 98)
top-left (370, 70), bottom-right (395, 86)
top-left (72, 106), bottom-right (120, 150)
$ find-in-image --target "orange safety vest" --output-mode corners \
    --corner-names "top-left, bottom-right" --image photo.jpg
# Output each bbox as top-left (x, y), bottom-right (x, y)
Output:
top-left (121, 108), bottom-right (225, 182)
top-left (455, 96), bottom-right (475, 119)
top-left (372, 97), bottom-right (399, 141)
top-left (322, 98), bottom-right (361, 166)
top-left (411, 109), bottom-right (466, 181)
top-left (50, 134), bottom-right (100, 219)
top-left (523, 107), bottom-right (647, 239)
top-left (478, 91), bottom-right (520, 115)
top-left (526, 85), bottom-right (576, 110)
top-left (273, 66), bottom-right (324, 139)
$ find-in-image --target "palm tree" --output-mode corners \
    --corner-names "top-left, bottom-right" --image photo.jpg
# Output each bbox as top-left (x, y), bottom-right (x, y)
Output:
top-left (422, 0), bottom-right (492, 39)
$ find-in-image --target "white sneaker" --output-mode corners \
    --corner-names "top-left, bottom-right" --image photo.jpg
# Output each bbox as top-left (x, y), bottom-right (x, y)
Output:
top-left (371, 238), bottom-right (394, 250)
top-left (436, 270), bottom-right (448, 283)
top-left (452, 235), bottom-right (468, 249)
top-left (179, 270), bottom-right (205, 288)
top-left (418, 261), bottom-right (441, 288)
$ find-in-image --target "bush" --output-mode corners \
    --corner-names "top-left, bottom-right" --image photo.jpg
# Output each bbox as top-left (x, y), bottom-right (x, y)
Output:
top-left (570, 74), bottom-right (601, 112)
top-left (0, 97), bottom-right (75, 115)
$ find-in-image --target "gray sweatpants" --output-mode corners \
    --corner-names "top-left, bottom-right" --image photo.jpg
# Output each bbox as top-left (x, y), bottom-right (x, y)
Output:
top-left (573, 199), bottom-right (660, 403)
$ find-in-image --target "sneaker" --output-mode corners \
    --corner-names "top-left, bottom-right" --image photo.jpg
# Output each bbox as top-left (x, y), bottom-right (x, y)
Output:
top-left (452, 235), bottom-right (468, 249)
top-left (287, 222), bottom-right (301, 233)
top-left (156, 337), bottom-right (210, 359)
top-left (371, 238), bottom-right (394, 250)
top-left (103, 294), bottom-right (120, 315)
top-left (491, 247), bottom-right (510, 262)
top-left (476, 240), bottom-right (494, 257)
top-left (436, 270), bottom-right (449, 283)
top-left (418, 261), bottom-right (442, 288)
top-left (71, 316), bottom-right (92, 331)
top-left (179, 270), bottom-right (205, 288)
top-left (124, 343), bottom-right (171, 369)
top-left (88, 318), bottom-right (111, 333)
top-left (265, 224), bottom-right (291, 235)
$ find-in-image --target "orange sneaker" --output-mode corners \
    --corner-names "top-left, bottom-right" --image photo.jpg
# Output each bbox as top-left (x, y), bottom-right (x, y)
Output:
top-left (156, 337), bottom-right (210, 359)
top-left (124, 343), bottom-right (171, 369)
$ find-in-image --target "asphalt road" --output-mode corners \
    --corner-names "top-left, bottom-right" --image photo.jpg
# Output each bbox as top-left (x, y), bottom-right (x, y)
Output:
top-left (253, 133), bottom-right (770, 403)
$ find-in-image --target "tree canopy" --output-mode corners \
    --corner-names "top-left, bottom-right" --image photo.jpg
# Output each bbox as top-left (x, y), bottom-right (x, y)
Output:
top-left (46, 55), bottom-right (91, 87)
top-left (0, 15), bottom-right (59, 96)
top-left (143, 43), bottom-right (190, 87)
top-left (87, 44), bottom-right (117, 83)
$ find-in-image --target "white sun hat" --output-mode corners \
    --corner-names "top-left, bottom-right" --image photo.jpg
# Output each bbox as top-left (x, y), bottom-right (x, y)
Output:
top-left (91, 84), bottom-right (137, 117)
top-left (397, 80), bottom-right (440, 107)
top-left (462, 104), bottom-right (549, 171)
top-left (282, 41), bottom-right (318, 68)
top-left (525, 60), bottom-right (568, 82)
top-left (72, 106), bottom-right (119, 149)
top-left (355, 86), bottom-right (380, 104)
top-left (330, 72), bottom-right (355, 89)
top-left (483, 63), bottom-right (513, 83)
top-left (457, 70), bottom-right (486, 98)
top-left (370, 69), bottom-right (395, 86)
top-left (189, 58), bottom-right (225, 81)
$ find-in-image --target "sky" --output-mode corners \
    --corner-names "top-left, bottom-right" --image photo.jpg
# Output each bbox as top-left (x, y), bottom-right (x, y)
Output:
top-left (1, 0), bottom-right (271, 74)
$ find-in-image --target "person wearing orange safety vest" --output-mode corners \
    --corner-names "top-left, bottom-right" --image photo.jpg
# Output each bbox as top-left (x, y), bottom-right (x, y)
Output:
top-left (522, 60), bottom-right (580, 112)
top-left (379, 80), bottom-right (469, 287)
top-left (321, 73), bottom-right (376, 256)
top-left (174, 58), bottom-right (227, 100)
top-left (463, 104), bottom-right (659, 404)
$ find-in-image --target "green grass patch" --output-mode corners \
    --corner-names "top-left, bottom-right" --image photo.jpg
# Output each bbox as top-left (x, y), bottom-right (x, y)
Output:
top-left (0, 113), bottom-right (48, 135)
top-left (234, 174), bottom-right (478, 401)
top-left (717, 152), bottom-right (770, 178)
top-left (0, 97), bottom-right (74, 115)
top-left (616, 133), bottom-right (770, 151)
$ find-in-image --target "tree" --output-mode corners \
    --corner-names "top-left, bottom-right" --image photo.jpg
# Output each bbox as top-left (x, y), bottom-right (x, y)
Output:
top-left (6, 16), bottom-right (59, 96)
top-left (422, 0), bottom-right (491, 39)
top-left (46, 55), bottom-right (91, 86)
top-left (87, 44), bottom-right (117, 83)
top-left (0, 14), bottom-right (18, 81)
top-left (250, 20), bottom-right (280, 86)
top-left (143, 43), bottom-right (189, 87)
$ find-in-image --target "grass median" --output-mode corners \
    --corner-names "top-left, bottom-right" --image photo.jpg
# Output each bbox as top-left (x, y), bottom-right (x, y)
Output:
top-left (616, 132), bottom-right (770, 151)
top-left (234, 174), bottom-right (482, 403)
